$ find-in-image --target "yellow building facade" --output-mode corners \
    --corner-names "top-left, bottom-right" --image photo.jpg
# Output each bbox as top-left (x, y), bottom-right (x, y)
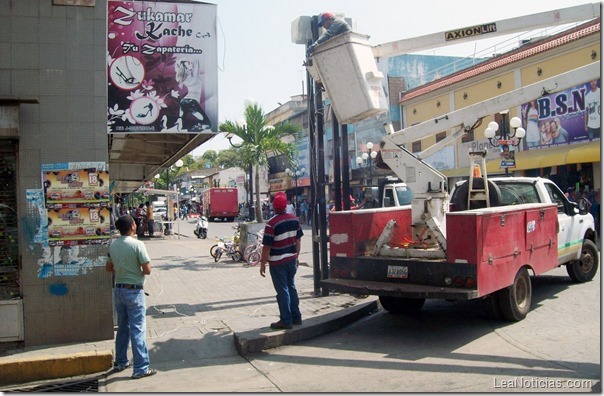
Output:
top-left (399, 20), bottom-right (600, 195)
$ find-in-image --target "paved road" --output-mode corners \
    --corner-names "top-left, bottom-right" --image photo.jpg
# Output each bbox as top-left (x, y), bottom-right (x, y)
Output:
top-left (245, 266), bottom-right (601, 392)
top-left (3, 217), bottom-right (598, 392)
top-left (154, 218), bottom-right (600, 393)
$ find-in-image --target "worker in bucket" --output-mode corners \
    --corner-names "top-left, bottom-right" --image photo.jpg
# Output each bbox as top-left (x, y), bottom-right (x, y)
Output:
top-left (307, 12), bottom-right (351, 56)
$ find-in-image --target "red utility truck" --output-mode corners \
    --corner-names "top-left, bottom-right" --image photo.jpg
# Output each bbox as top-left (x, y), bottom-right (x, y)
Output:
top-left (202, 188), bottom-right (239, 222)
top-left (304, 5), bottom-right (600, 321)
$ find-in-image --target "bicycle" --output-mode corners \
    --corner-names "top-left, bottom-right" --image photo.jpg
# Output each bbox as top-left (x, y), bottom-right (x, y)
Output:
top-left (243, 230), bottom-right (264, 266)
top-left (210, 236), bottom-right (242, 263)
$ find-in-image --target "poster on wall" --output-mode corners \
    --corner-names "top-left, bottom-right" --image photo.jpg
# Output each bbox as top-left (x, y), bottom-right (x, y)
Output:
top-left (47, 206), bottom-right (111, 247)
top-left (43, 169), bottom-right (110, 206)
top-left (520, 78), bottom-right (600, 150)
top-left (107, 1), bottom-right (218, 133)
top-left (27, 188), bottom-right (109, 279)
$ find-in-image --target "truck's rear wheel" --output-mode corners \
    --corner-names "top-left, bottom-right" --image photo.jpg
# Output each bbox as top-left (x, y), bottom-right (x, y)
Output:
top-left (483, 293), bottom-right (503, 320)
top-left (498, 267), bottom-right (531, 321)
top-left (379, 296), bottom-right (425, 314)
top-left (566, 239), bottom-right (599, 283)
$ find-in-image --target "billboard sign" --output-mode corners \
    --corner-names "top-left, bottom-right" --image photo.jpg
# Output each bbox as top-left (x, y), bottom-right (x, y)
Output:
top-left (107, 1), bottom-right (218, 133)
top-left (520, 79), bottom-right (600, 150)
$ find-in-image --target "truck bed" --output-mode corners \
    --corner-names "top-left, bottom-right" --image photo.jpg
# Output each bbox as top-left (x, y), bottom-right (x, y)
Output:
top-left (327, 203), bottom-right (559, 299)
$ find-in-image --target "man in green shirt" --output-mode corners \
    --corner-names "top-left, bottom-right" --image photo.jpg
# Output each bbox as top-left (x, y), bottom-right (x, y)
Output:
top-left (106, 215), bottom-right (157, 379)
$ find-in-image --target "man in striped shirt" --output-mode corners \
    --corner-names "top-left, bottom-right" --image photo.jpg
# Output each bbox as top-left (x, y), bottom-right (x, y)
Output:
top-left (260, 192), bottom-right (304, 330)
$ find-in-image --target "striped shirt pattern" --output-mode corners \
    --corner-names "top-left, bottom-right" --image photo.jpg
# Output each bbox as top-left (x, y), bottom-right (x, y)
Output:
top-left (262, 213), bottom-right (303, 266)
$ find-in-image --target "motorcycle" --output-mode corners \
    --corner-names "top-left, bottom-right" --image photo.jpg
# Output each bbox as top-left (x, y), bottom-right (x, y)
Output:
top-left (193, 216), bottom-right (208, 239)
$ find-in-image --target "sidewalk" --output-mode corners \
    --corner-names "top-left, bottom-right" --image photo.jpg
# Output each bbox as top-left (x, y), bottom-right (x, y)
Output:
top-left (0, 223), bottom-right (377, 391)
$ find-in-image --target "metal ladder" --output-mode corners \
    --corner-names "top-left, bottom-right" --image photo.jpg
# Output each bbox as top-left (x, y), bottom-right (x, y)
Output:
top-left (467, 149), bottom-right (490, 209)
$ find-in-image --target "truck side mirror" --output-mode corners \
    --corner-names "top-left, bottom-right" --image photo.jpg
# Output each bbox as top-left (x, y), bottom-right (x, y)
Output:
top-left (577, 199), bottom-right (591, 215)
top-left (383, 197), bottom-right (391, 207)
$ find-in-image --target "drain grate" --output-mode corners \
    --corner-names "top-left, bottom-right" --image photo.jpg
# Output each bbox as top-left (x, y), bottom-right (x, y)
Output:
top-left (6, 377), bottom-right (100, 392)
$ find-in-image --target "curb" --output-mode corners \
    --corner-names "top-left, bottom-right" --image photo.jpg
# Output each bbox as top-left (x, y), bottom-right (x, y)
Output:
top-left (233, 300), bottom-right (378, 356)
top-left (0, 350), bottom-right (113, 387)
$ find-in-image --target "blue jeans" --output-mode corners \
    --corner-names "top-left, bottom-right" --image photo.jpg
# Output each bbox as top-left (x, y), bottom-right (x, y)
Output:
top-left (269, 260), bottom-right (301, 325)
top-left (114, 288), bottom-right (150, 376)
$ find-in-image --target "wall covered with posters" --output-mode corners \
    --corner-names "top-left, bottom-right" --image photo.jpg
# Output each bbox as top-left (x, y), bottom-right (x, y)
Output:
top-left (1, 1), bottom-right (114, 346)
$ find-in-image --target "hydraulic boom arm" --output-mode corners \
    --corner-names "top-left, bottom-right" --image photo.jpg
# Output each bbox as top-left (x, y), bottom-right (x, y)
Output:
top-left (372, 3), bottom-right (600, 59)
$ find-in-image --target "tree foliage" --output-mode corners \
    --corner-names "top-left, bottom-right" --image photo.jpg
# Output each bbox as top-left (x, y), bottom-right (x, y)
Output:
top-left (199, 150), bottom-right (218, 169)
top-left (217, 148), bottom-right (244, 169)
top-left (219, 103), bottom-right (300, 222)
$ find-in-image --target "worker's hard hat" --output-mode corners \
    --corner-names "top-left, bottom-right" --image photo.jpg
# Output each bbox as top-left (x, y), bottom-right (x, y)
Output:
top-left (318, 12), bottom-right (335, 27)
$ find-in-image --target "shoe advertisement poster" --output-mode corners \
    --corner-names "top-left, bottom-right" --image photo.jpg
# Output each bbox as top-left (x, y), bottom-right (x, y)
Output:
top-left (107, 1), bottom-right (218, 133)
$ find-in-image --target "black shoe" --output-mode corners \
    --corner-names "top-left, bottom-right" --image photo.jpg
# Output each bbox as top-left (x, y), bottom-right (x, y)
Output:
top-left (293, 319), bottom-right (302, 325)
top-left (270, 321), bottom-right (292, 330)
top-left (113, 362), bottom-right (131, 372)
top-left (131, 368), bottom-right (157, 379)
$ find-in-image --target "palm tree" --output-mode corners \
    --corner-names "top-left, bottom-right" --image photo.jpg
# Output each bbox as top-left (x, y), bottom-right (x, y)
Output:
top-left (219, 102), bottom-right (299, 222)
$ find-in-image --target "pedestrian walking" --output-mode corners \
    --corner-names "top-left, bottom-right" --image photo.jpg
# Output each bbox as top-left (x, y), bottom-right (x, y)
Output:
top-left (145, 201), bottom-right (155, 237)
top-left (260, 192), bottom-right (303, 330)
top-left (299, 199), bottom-right (307, 224)
top-left (105, 215), bottom-right (157, 380)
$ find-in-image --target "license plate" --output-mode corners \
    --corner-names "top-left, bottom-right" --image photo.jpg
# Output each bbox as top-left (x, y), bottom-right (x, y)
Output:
top-left (387, 265), bottom-right (408, 279)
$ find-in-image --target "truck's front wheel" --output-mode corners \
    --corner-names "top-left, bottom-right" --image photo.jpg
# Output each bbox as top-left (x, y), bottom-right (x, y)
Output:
top-left (566, 239), bottom-right (599, 282)
top-left (498, 267), bottom-right (531, 321)
top-left (379, 296), bottom-right (425, 314)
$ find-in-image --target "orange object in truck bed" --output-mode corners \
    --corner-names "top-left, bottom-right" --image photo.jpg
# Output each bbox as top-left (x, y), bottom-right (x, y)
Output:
top-left (330, 206), bottom-right (413, 258)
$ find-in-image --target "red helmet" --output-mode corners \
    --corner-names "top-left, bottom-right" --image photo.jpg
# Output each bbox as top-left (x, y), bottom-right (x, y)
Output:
top-left (318, 12), bottom-right (335, 27)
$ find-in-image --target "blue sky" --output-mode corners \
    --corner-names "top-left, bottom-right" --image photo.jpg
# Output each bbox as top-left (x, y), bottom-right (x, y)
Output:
top-left (192, 0), bottom-right (594, 155)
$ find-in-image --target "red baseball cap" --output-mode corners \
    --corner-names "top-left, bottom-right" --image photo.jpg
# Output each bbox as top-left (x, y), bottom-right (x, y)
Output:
top-left (273, 192), bottom-right (287, 213)
top-left (318, 12), bottom-right (335, 27)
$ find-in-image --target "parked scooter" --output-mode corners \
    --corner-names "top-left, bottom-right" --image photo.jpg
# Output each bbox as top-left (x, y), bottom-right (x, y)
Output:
top-left (193, 216), bottom-right (208, 239)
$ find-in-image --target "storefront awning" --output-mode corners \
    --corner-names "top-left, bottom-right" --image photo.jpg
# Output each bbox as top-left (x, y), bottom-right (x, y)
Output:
top-left (443, 141), bottom-right (600, 178)
top-left (565, 141), bottom-right (601, 164)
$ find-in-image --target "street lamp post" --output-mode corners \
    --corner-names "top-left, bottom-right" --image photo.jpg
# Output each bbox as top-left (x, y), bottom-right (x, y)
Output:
top-left (225, 125), bottom-right (254, 221)
top-left (356, 141), bottom-right (378, 187)
top-left (484, 110), bottom-right (526, 176)
top-left (286, 165), bottom-right (306, 215)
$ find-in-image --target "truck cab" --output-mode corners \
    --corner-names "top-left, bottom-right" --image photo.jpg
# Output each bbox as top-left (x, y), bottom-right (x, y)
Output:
top-left (381, 182), bottom-right (413, 208)
top-left (360, 179), bottom-right (413, 209)
top-left (450, 176), bottom-right (597, 269)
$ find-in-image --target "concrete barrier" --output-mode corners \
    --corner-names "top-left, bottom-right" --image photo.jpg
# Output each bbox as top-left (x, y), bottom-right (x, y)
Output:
top-left (233, 300), bottom-right (378, 355)
top-left (0, 350), bottom-right (113, 386)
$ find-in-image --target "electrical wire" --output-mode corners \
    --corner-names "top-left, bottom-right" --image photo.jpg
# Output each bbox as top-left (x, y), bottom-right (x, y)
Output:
top-left (144, 269), bottom-right (219, 340)
top-left (216, 15), bottom-right (226, 72)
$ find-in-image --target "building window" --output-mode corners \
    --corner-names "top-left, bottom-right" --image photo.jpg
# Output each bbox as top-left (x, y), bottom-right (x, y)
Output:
top-left (461, 130), bottom-right (474, 143)
top-left (412, 141), bottom-right (422, 153)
